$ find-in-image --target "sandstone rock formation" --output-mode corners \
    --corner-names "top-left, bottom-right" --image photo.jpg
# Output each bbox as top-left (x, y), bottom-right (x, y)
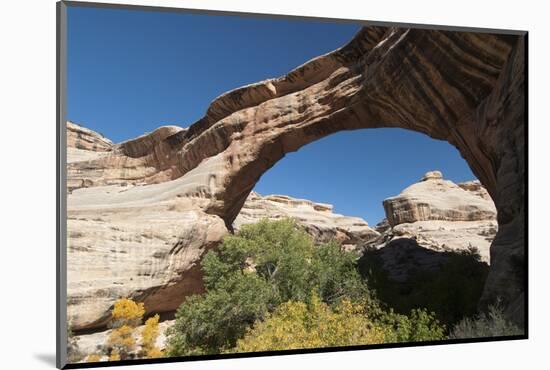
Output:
top-left (67, 194), bottom-right (227, 330)
top-left (67, 121), bottom-right (113, 153)
top-left (370, 172), bottom-right (498, 279)
top-left (383, 171), bottom-right (497, 227)
top-left (66, 25), bottom-right (526, 326)
top-left (66, 127), bottom-right (378, 331)
top-left (234, 192), bottom-right (379, 249)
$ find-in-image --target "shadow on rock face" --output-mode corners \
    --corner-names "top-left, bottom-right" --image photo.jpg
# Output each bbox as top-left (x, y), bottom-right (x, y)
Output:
top-left (358, 237), bottom-right (489, 327)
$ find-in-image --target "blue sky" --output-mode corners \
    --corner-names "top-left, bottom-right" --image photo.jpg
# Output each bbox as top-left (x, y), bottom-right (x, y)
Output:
top-left (67, 5), bottom-right (475, 225)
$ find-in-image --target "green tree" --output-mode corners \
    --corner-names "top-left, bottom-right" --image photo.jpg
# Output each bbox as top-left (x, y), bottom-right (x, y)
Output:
top-left (166, 272), bottom-right (279, 355)
top-left (167, 219), bottom-right (372, 355)
top-left (311, 240), bottom-right (370, 305)
top-left (166, 218), bottom-right (447, 356)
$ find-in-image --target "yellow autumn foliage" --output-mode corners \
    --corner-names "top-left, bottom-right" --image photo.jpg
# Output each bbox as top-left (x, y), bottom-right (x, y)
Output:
top-left (141, 314), bottom-right (164, 358)
top-left (142, 315), bottom-right (159, 349)
top-left (108, 325), bottom-right (136, 353)
top-left (108, 349), bottom-right (120, 361)
top-left (85, 353), bottom-right (102, 363)
top-left (111, 298), bottom-right (145, 328)
top-left (146, 347), bottom-right (164, 359)
top-left (233, 295), bottom-right (385, 352)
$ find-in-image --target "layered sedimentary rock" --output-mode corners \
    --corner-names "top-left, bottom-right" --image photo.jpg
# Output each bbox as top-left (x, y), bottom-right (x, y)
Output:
top-left (234, 192), bottom-right (379, 248)
top-left (369, 172), bottom-right (498, 278)
top-left (68, 123), bottom-right (187, 191)
top-left (67, 121), bottom-right (113, 164)
top-left (66, 25), bottom-right (526, 326)
top-left (67, 191), bottom-right (227, 330)
top-left (383, 171), bottom-right (497, 227)
top-left (66, 129), bottom-right (378, 331)
top-left (67, 121), bottom-right (113, 153)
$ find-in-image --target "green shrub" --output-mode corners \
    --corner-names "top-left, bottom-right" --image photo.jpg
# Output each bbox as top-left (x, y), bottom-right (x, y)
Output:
top-left (166, 272), bottom-right (278, 355)
top-left (166, 219), bottom-right (448, 356)
top-left (167, 219), bottom-right (372, 355)
top-left (449, 304), bottom-right (523, 339)
top-left (374, 307), bottom-right (447, 343)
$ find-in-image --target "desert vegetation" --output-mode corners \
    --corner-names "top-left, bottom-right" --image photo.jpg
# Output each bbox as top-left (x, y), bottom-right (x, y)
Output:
top-left (73, 219), bottom-right (522, 363)
top-left (75, 298), bottom-right (164, 362)
top-left (166, 219), bottom-right (447, 356)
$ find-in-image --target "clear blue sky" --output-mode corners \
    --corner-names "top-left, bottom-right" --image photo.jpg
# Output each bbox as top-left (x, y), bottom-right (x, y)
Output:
top-left (67, 5), bottom-right (475, 225)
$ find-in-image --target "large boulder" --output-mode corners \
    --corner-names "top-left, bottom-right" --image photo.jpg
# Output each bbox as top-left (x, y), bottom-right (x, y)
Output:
top-left (383, 171), bottom-right (497, 227)
top-left (375, 172), bottom-right (497, 263)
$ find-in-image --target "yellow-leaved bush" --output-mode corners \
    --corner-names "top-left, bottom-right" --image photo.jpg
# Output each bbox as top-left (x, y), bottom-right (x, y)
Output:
top-left (107, 324), bottom-right (136, 359)
top-left (105, 298), bottom-right (145, 361)
top-left (85, 353), bottom-right (102, 363)
top-left (231, 294), bottom-right (385, 352)
top-left (141, 314), bottom-right (164, 359)
top-left (111, 298), bottom-right (145, 327)
top-left (108, 349), bottom-right (120, 361)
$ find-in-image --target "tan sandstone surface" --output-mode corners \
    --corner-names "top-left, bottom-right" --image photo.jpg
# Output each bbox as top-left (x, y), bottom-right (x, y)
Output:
top-left (379, 171), bottom-right (497, 262)
top-left (66, 125), bottom-right (379, 331)
top-left (234, 192), bottom-right (380, 248)
top-left (368, 172), bottom-right (498, 282)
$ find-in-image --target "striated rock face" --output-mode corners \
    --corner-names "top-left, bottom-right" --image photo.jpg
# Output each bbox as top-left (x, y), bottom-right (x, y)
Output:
top-left (67, 121), bottom-right (113, 153)
top-left (369, 173), bottom-right (497, 279)
top-left (67, 124), bottom-right (188, 191)
top-left (390, 220), bottom-right (497, 263)
top-left (66, 25), bottom-right (526, 326)
top-left (66, 130), bottom-right (378, 331)
top-left (67, 121), bottom-right (113, 165)
top-left (67, 190), bottom-right (227, 330)
top-left (383, 171), bottom-right (497, 227)
top-left (234, 192), bottom-right (379, 249)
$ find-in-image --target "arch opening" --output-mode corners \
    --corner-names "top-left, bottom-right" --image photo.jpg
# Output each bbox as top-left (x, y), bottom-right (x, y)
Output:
top-left (195, 29), bottom-right (525, 327)
top-left (227, 127), bottom-right (498, 327)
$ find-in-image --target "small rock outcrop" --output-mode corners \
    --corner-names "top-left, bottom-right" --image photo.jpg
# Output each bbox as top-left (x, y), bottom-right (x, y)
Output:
top-left (371, 172), bottom-right (497, 279)
top-left (234, 192), bottom-right (379, 248)
top-left (420, 170), bottom-right (443, 182)
top-left (383, 171), bottom-right (497, 227)
top-left (67, 121), bottom-right (113, 152)
top-left (67, 121), bottom-right (113, 164)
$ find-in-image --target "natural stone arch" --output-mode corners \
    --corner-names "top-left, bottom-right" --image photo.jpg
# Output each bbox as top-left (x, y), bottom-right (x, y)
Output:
top-left (181, 27), bottom-right (526, 325)
top-left (67, 26), bottom-right (526, 329)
